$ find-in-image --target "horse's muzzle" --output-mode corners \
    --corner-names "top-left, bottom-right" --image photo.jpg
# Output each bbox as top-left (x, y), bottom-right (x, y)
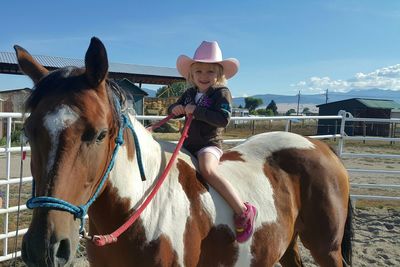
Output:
top-left (22, 231), bottom-right (72, 267)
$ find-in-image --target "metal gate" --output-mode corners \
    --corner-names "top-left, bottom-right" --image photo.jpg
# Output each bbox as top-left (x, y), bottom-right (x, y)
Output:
top-left (0, 112), bottom-right (399, 262)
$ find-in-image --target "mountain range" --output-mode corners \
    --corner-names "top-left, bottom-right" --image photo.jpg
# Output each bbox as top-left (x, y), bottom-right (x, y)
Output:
top-left (232, 88), bottom-right (400, 108)
top-left (141, 88), bottom-right (400, 109)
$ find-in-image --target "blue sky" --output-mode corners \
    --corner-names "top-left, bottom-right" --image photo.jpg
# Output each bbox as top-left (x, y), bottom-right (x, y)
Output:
top-left (1, 0), bottom-right (399, 97)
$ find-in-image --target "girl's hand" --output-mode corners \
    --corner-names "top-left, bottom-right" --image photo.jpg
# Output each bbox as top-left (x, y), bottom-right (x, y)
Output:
top-left (185, 104), bottom-right (196, 115)
top-left (171, 105), bottom-right (185, 116)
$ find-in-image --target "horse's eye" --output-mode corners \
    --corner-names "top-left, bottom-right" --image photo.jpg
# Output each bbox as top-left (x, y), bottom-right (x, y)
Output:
top-left (82, 128), bottom-right (107, 143)
top-left (96, 129), bottom-right (108, 143)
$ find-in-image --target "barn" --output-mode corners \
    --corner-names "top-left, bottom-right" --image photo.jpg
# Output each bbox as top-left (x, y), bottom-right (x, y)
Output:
top-left (115, 78), bottom-right (148, 115)
top-left (317, 98), bottom-right (400, 136)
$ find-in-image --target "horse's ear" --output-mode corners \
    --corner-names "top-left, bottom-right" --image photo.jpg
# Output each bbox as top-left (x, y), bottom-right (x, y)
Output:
top-left (85, 37), bottom-right (109, 88)
top-left (14, 45), bottom-right (49, 84)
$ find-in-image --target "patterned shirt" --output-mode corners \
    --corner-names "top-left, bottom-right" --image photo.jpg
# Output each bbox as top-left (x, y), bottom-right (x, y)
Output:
top-left (168, 86), bottom-right (232, 155)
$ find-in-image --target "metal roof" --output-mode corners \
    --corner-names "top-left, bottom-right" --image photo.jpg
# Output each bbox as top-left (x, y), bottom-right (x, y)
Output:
top-left (0, 51), bottom-right (184, 85)
top-left (115, 78), bottom-right (148, 96)
top-left (0, 52), bottom-right (84, 68)
top-left (357, 98), bottom-right (400, 109)
top-left (317, 98), bottom-right (400, 109)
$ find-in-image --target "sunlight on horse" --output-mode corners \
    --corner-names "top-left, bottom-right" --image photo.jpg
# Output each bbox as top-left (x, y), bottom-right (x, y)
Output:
top-left (15, 37), bottom-right (352, 267)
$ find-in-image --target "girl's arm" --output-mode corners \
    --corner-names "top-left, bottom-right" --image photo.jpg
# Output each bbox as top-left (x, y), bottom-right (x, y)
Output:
top-left (167, 89), bottom-right (190, 117)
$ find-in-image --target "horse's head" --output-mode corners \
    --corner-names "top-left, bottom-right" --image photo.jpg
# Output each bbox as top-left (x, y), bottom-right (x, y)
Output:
top-left (17, 37), bottom-right (121, 266)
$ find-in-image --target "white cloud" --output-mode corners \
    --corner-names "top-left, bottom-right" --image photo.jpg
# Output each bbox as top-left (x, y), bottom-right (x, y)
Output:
top-left (293, 64), bottom-right (400, 93)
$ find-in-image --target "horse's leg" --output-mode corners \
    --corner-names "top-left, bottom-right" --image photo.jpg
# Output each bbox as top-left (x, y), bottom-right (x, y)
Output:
top-left (298, 199), bottom-right (347, 267)
top-left (279, 235), bottom-right (304, 267)
top-left (268, 139), bottom-right (351, 266)
top-left (303, 241), bottom-right (343, 267)
top-left (302, 198), bottom-right (353, 267)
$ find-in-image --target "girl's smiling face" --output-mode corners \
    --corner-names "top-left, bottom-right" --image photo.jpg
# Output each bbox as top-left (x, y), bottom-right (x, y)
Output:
top-left (190, 63), bottom-right (219, 93)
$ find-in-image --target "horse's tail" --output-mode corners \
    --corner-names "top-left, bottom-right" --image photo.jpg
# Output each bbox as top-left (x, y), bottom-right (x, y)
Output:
top-left (341, 197), bottom-right (353, 266)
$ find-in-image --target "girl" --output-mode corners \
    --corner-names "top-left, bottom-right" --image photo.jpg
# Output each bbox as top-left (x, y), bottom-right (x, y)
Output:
top-left (168, 41), bottom-right (257, 243)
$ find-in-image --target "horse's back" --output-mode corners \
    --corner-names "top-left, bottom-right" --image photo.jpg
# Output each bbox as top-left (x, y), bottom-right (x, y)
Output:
top-left (221, 131), bottom-right (349, 213)
top-left (168, 131), bottom-right (349, 229)
top-left (160, 131), bottom-right (350, 266)
top-left (218, 131), bottom-right (351, 265)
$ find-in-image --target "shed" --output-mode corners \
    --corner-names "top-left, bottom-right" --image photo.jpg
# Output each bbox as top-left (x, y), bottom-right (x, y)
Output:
top-left (0, 88), bottom-right (31, 113)
top-left (0, 88), bottom-right (31, 137)
top-left (392, 109), bottom-right (400, 119)
top-left (316, 98), bottom-right (400, 136)
top-left (115, 79), bottom-right (148, 115)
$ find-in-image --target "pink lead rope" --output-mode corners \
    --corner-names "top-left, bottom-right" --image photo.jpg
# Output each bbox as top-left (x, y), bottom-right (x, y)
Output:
top-left (90, 114), bottom-right (193, 246)
top-left (145, 114), bottom-right (175, 132)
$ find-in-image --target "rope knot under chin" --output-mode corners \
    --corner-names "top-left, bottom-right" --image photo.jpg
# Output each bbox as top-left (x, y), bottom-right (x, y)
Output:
top-left (92, 234), bottom-right (118, 246)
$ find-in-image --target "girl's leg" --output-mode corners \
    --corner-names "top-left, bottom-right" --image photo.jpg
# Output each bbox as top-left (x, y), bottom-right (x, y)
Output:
top-left (197, 152), bottom-right (246, 215)
top-left (197, 149), bottom-right (258, 243)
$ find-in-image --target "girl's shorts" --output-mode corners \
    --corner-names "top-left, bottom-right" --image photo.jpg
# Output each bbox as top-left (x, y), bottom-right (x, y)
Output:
top-left (196, 146), bottom-right (223, 161)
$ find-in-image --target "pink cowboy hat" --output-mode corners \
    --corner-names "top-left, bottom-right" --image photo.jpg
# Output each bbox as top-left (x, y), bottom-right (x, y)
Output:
top-left (176, 41), bottom-right (239, 79)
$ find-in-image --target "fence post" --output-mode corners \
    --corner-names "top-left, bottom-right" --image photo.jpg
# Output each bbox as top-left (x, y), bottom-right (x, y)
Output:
top-left (337, 110), bottom-right (350, 157)
top-left (390, 122), bottom-right (395, 145)
top-left (363, 122), bottom-right (366, 144)
top-left (3, 117), bottom-right (12, 257)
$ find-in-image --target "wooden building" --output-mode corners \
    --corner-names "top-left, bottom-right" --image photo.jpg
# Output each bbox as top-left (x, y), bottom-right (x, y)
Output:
top-left (0, 88), bottom-right (31, 137)
top-left (115, 78), bottom-right (148, 115)
top-left (317, 98), bottom-right (400, 136)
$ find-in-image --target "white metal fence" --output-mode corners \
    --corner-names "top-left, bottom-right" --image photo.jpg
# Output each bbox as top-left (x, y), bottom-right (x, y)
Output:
top-left (0, 111), bottom-right (399, 262)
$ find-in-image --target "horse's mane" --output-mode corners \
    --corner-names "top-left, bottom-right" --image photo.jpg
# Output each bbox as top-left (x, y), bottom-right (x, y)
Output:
top-left (24, 66), bottom-right (127, 115)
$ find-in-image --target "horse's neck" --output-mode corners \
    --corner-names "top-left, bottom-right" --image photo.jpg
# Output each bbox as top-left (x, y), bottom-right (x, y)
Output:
top-left (108, 114), bottom-right (165, 208)
top-left (129, 115), bottom-right (163, 180)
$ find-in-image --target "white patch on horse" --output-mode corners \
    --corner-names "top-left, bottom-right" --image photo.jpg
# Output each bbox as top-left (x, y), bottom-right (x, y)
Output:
top-left (201, 131), bottom-right (315, 266)
top-left (43, 105), bottom-right (78, 173)
top-left (243, 131), bottom-right (315, 155)
top-left (109, 115), bottom-right (191, 266)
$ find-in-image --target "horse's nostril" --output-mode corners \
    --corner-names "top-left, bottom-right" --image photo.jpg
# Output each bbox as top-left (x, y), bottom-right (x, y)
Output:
top-left (56, 238), bottom-right (71, 265)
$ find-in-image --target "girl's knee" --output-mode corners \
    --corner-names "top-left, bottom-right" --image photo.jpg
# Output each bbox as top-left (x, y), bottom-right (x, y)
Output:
top-left (199, 168), bottom-right (217, 181)
top-left (199, 168), bottom-right (212, 179)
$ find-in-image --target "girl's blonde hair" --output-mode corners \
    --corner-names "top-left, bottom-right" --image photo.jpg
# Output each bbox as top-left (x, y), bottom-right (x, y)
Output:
top-left (186, 62), bottom-right (227, 88)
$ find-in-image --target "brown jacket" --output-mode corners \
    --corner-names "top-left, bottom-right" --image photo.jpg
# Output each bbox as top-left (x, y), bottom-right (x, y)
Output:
top-left (168, 86), bottom-right (232, 155)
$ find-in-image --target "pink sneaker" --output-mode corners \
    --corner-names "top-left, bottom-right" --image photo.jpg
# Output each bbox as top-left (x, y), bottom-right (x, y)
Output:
top-left (234, 202), bottom-right (258, 243)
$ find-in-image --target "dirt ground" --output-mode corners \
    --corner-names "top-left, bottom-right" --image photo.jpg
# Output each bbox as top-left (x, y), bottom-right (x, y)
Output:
top-left (0, 136), bottom-right (399, 266)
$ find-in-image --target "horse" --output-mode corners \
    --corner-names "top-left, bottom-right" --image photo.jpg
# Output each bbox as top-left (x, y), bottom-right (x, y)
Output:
top-left (16, 37), bottom-right (352, 267)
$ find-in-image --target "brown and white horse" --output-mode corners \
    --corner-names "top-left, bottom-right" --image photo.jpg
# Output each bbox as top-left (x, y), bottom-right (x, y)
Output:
top-left (16, 37), bottom-right (352, 267)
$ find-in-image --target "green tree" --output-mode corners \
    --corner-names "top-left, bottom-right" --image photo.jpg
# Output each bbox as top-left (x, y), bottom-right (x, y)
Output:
top-left (266, 100), bottom-right (278, 115)
top-left (285, 108), bottom-right (296, 116)
top-left (303, 107), bottom-right (310, 114)
top-left (244, 97), bottom-right (263, 112)
top-left (265, 109), bottom-right (274, 116)
top-left (254, 109), bottom-right (274, 116)
top-left (254, 109), bottom-right (267, 115)
top-left (156, 82), bottom-right (186, 98)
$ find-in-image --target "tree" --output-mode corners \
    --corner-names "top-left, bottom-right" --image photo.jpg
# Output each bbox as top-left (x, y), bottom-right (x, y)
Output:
top-left (265, 109), bottom-right (274, 116)
top-left (286, 109), bottom-right (296, 116)
top-left (244, 97), bottom-right (263, 112)
top-left (303, 107), bottom-right (310, 114)
top-left (156, 82), bottom-right (186, 98)
top-left (266, 100), bottom-right (278, 115)
top-left (254, 109), bottom-right (266, 115)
